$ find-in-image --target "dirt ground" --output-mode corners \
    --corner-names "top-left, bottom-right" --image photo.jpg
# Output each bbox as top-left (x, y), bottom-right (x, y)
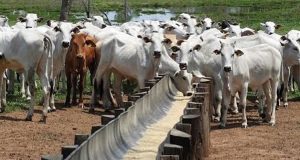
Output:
top-left (1, 97), bottom-right (300, 160)
top-left (208, 101), bottom-right (300, 160)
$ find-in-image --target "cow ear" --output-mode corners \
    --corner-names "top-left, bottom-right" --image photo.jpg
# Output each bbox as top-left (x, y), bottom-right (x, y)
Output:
top-left (54, 26), bottom-right (61, 32)
top-left (193, 44), bottom-right (201, 51)
top-left (37, 17), bottom-right (43, 22)
top-left (18, 17), bottom-right (26, 22)
top-left (159, 24), bottom-right (167, 29)
top-left (235, 50), bottom-right (244, 56)
top-left (191, 15), bottom-right (196, 19)
top-left (211, 21), bottom-right (215, 25)
top-left (260, 23), bottom-right (265, 27)
top-left (137, 35), bottom-right (143, 39)
top-left (171, 46), bottom-right (180, 52)
top-left (297, 39), bottom-right (300, 43)
top-left (177, 40), bottom-right (185, 46)
top-left (71, 27), bottom-right (80, 33)
top-left (195, 23), bottom-right (201, 27)
top-left (280, 36), bottom-right (287, 41)
top-left (275, 24), bottom-right (281, 29)
top-left (46, 20), bottom-right (51, 27)
top-left (167, 26), bottom-right (175, 31)
top-left (86, 40), bottom-right (96, 47)
top-left (162, 38), bottom-right (172, 45)
top-left (143, 37), bottom-right (152, 43)
top-left (213, 50), bottom-right (221, 55)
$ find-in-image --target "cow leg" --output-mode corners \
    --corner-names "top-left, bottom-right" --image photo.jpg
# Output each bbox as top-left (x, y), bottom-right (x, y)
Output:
top-left (269, 79), bottom-right (279, 126)
top-left (65, 72), bottom-right (72, 107)
top-left (20, 73), bottom-right (26, 98)
top-left (25, 69), bottom-right (36, 121)
top-left (78, 73), bottom-right (86, 108)
top-left (262, 82), bottom-right (272, 122)
top-left (113, 74), bottom-right (123, 108)
top-left (71, 73), bottom-right (78, 105)
top-left (257, 88), bottom-right (266, 117)
top-left (102, 72), bottom-right (114, 110)
top-left (0, 69), bottom-right (5, 113)
top-left (39, 74), bottom-right (50, 123)
top-left (2, 75), bottom-right (7, 110)
top-left (220, 86), bottom-right (231, 128)
top-left (229, 95), bottom-right (238, 114)
top-left (288, 73), bottom-right (294, 92)
top-left (240, 84), bottom-right (248, 128)
top-left (282, 66), bottom-right (290, 107)
top-left (7, 69), bottom-right (15, 94)
top-left (49, 78), bottom-right (56, 111)
top-left (214, 78), bottom-right (223, 122)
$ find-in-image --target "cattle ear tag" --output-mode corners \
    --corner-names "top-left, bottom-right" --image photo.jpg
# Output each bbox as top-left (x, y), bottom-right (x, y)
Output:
top-left (235, 50), bottom-right (244, 56)
top-left (193, 44), bottom-right (201, 51)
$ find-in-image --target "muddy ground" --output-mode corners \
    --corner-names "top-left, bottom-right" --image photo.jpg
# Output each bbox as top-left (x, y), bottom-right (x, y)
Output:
top-left (0, 97), bottom-right (300, 159)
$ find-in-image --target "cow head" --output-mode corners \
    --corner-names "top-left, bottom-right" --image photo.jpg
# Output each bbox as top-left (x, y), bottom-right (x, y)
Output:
top-left (0, 15), bottom-right (8, 27)
top-left (177, 13), bottom-right (191, 25)
top-left (213, 41), bottom-right (242, 73)
top-left (54, 22), bottom-right (81, 48)
top-left (70, 33), bottom-right (96, 72)
top-left (172, 70), bottom-right (193, 96)
top-left (19, 13), bottom-right (43, 28)
top-left (201, 18), bottom-right (214, 30)
top-left (223, 24), bottom-right (242, 37)
top-left (91, 16), bottom-right (106, 29)
top-left (281, 36), bottom-right (300, 66)
top-left (260, 21), bottom-right (281, 35)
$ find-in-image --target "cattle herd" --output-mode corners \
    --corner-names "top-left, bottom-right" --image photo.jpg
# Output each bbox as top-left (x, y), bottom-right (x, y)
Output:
top-left (0, 12), bottom-right (300, 129)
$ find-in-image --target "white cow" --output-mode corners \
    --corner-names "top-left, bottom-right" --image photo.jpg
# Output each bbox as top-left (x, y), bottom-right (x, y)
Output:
top-left (17, 13), bottom-right (43, 28)
top-left (90, 32), bottom-right (193, 110)
top-left (173, 35), bottom-right (234, 122)
top-left (223, 24), bottom-right (255, 37)
top-left (260, 21), bottom-right (282, 40)
top-left (214, 42), bottom-right (282, 128)
top-left (0, 15), bottom-right (9, 27)
top-left (0, 29), bottom-right (54, 122)
top-left (43, 21), bottom-right (78, 111)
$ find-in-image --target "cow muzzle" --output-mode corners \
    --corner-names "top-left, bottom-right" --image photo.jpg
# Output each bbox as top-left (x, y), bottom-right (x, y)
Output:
top-left (206, 27), bottom-right (211, 30)
top-left (154, 51), bottom-right (161, 58)
top-left (76, 54), bottom-right (84, 59)
top-left (26, 26), bottom-right (33, 29)
top-left (62, 42), bottom-right (70, 48)
top-left (224, 66), bottom-right (232, 72)
top-left (179, 63), bottom-right (187, 70)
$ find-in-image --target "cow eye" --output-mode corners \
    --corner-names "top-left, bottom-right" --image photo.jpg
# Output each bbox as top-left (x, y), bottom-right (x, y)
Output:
top-left (189, 49), bottom-right (193, 53)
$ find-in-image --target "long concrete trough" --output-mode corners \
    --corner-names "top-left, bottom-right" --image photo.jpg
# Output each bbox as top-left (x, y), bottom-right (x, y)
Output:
top-left (64, 75), bottom-right (185, 160)
top-left (42, 75), bottom-right (212, 160)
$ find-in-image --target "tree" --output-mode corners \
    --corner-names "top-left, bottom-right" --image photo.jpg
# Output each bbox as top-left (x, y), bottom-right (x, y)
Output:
top-left (59, 0), bottom-right (73, 21)
top-left (81, 0), bottom-right (91, 18)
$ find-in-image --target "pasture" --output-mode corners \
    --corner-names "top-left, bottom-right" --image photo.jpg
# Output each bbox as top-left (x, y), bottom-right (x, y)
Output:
top-left (1, 0), bottom-right (300, 159)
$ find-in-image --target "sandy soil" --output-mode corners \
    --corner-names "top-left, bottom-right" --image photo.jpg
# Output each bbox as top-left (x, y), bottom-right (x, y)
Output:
top-left (208, 101), bottom-right (300, 160)
top-left (0, 97), bottom-right (105, 160)
top-left (1, 97), bottom-right (300, 160)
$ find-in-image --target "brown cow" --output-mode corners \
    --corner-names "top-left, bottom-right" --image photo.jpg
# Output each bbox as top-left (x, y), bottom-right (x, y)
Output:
top-left (65, 33), bottom-right (97, 108)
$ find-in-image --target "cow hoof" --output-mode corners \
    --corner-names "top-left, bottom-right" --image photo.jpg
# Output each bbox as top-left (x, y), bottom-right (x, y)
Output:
top-left (219, 124), bottom-right (226, 129)
top-left (89, 108), bottom-right (95, 113)
top-left (51, 107), bottom-right (56, 112)
top-left (0, 108), bottom-right (5, 113)
top-left (39, 116), bottom-right (46, 123)
top-left (25, 116), bottom-right (32, 121)
top-left (241, 124), bottom-right (248, 128)
top-left (78, 103), bottom-right (85, 109)
top-left (259, 113), bottom-right (266, 119)
top-left (213, 117), bottom-right (220, 122)
top-left (283, 104), bottom-right (288, 108)
top-left (276, 106), bottom-right (279, 110)
top-left (269, 121), bottom-right (275, 126)
top-left (231, 109), bottom-right (239, 114)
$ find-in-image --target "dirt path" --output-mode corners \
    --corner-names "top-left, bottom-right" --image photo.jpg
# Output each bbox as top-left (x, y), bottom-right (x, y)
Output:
top-left (0, 100), bottom-right (103, 160)
top-left (208, 101), bottom-right (300, 159)
top-left (1, 98), bottom-right (300, 159)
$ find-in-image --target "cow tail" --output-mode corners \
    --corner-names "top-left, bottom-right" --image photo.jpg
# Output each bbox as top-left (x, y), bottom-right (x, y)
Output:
top-left (43, 35), bottom-right (54, 96)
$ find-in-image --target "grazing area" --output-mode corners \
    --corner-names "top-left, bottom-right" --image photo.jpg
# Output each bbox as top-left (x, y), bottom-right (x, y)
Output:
top-left (1, 0), bottom-right (300, 159)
